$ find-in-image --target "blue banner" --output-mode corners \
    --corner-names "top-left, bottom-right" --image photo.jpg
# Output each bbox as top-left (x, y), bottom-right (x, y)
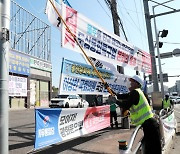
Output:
top-left (59, 59), bottom-right (129, 95)
top-left (35, 108), bottom-right (62, 149)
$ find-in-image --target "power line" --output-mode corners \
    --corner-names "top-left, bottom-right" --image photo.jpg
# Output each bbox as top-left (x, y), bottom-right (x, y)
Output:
top-left (96, 0), bottom-right (112, 20)
top-left (133, 0), bottom-right (146, 50)
top-left (118, 0), bottom-right (148, 40)
top-left (162, 41), bottom-right (180, 45)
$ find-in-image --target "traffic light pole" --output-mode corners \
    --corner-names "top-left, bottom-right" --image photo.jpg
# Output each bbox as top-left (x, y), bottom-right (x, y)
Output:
top-left (143, 0), bottom-right (180, 94)
top-left (143, 0), bottom-right (159, 92)
top-left (0, 0), bottom-right (10, 153)
top-left (152, 6), bottom-right (165, 98)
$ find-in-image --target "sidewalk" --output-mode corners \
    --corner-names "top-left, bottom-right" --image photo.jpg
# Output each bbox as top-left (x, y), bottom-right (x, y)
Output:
top-left (80, 127), bottom-right (141, 154)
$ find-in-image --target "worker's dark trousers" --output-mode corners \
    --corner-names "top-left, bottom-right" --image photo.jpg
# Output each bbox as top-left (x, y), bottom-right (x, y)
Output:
top-left (142, 118), bottom-right (162, 154)
top-left (110, 111), bottom-right (118, 128)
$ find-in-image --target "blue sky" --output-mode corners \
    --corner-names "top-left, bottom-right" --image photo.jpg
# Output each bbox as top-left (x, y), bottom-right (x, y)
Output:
top-left (14, 0), bottom-right (180, 88)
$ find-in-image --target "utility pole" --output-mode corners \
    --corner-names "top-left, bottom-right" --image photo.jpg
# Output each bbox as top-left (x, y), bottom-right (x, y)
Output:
top-left (110, 0), bottom-right (124, 74)
top-left (143, 0), bottom-right (159, 92)
top-left (110, 0), bottom-right (119, 36)
top-left (110, 0), bottom-right (131, 129)
top-left (0, 0), bottom-right (10, 153)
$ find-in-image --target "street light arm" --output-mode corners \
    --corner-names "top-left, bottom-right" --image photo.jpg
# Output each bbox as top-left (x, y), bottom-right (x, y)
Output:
top-left (150, 0), bottom-right (176, 11)
top-left (150, 8), bottom-right (180, 18)
top-left (168, 75), bottom-right (180, 77)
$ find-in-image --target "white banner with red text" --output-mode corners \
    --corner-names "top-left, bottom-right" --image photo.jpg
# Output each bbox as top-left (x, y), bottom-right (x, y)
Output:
top-left (61, 3), bottom-right (152, 74)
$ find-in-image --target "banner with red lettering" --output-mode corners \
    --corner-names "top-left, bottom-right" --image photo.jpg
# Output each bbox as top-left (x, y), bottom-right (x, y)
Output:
top-left (61, 3), bottom-right (152, 74)
top-left (35, 106), bottom-right (110, 149)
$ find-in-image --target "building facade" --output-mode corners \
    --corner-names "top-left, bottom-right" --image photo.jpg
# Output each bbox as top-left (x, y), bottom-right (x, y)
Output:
top-left (9, 1), bottom-right (51, 109)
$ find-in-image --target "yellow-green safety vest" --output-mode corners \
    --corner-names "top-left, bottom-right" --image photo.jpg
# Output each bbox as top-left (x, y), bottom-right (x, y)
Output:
top-left (129, 88), bottom-right (154, 126)
top-left (163, 99), bottom-right (170, 109)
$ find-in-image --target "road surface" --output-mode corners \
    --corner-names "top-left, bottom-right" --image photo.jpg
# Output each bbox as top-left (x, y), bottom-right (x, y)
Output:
top-left (9, 106), bottom-right (180, 154)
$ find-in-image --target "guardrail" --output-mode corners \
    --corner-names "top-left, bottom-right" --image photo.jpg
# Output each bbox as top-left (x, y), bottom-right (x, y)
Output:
top-left (119, 105), bottom-right (176, 154)
top-left (119, 125), bottom-right (144, 154)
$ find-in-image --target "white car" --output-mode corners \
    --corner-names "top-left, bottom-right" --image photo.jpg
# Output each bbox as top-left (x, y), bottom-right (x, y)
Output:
top-left (175, 97), bottom-right (180, 104)
top-left (49, 94), bottom-right (87, 108)
top-left (169, 96), bottom-right (177, 104)
top-left (82, 99), bottom-right (89, 108)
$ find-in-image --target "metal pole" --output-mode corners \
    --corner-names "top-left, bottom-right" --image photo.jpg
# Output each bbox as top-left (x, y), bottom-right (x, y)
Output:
top-left (143, 0), bottom-right (159, 92)
top-left (152, 6), bottom-right (165, 98)
top-left (0, 0), bottom-right (10, 153)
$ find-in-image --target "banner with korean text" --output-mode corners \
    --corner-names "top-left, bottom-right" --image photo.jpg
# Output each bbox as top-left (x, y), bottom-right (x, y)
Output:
top-left (161, 111), bottom-right (177, 146)
top-left (9, 75), bottom-right (27, 96)
top-left (34, 106), bottom-right (110, 150)
top-left (59, 58), bottom-right (129, 95)
top-left (9, 50), bottom-right (30, 76)
top-left (61, 3), bottom-right (152, 74)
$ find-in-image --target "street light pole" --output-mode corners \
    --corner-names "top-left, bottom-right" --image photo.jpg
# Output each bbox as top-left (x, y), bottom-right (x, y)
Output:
top-left (143, 0), bottom-right (159, 92)
top-left (143, 0), bottom-right (177, 95)
top-left (0, 0), bottom-right (10, 153)
top-left (152, 6), bottom-right (165, 98)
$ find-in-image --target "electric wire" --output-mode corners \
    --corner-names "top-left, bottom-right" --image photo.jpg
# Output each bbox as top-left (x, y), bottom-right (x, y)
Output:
top-left (116, 2), bottom-right (132, 43)
top-left (96, 0), bottom-right (112, 20)
top-left (139, 0), bottom-right (148, 50)
top-left (118, 0), bottom-right (147, 39)
top-left (133, 0), bottom-right (145, 50)
top-left (161, 41), bottom-right (180, 45)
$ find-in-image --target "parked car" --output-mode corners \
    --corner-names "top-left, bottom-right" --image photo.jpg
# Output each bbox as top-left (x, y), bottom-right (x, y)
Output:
top-left (49, 94), bottom-right (88, 108)
top-left (169, 96), bottom-right (177, 104)
top-left (81, 99), bottom-right (89, 108)
top-left (175, 97), bottom-right (180, 104)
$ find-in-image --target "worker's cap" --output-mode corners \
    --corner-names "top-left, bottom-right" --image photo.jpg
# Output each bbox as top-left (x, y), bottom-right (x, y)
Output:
top-left (129, 75), bottom-right (143, 87)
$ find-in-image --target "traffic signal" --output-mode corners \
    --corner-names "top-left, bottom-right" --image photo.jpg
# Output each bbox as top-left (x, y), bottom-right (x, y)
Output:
top-left (160, 29), bottom-right (168, 38)
top-left (159, 42), bottom-right (163, 48)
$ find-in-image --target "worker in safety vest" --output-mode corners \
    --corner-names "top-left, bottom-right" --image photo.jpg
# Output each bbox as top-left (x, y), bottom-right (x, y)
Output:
top-left (163, 93), bottom-right (172, 109)
top-left (105, 75), bottom-right (161, 154)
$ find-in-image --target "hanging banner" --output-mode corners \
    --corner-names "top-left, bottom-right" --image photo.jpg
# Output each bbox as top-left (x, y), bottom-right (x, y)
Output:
top-left (88, 57), bottom-right (117, 72)
top-left (34, 106), bottom-right (110, 150)
top-left (161, 111), bottom-right (177, 145)
top-left (61, 3), bottom-right (152, 74)
top-left (59, 59), bottom-right (129, 95)
top-left (45, 0), bottom-right (62, 31)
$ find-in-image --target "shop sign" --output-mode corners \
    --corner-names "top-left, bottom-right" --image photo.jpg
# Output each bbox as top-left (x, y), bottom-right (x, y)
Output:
top-left (9, 50), bottom-right (30, 76)
top-left (30, 58), bottom-right (52, 72)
